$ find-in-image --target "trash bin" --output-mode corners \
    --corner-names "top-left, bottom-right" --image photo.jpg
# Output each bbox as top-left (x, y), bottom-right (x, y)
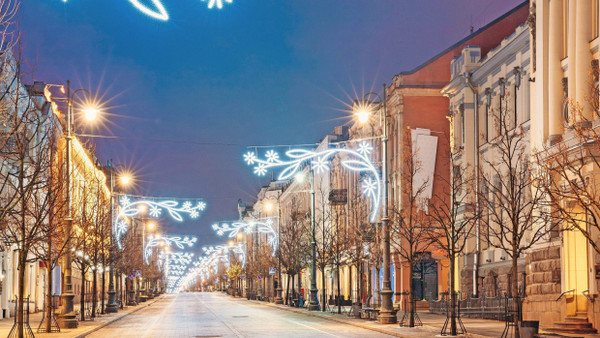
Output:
top-left (520, 320), bottom-right (539, 338)
top-left (352, 303), bottom-right (362, 318)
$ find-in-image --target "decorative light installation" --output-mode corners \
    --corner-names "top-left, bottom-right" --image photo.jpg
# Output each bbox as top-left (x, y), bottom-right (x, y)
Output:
top-left (202, 243), bottom-right (246, 268)
top-left (144, 235), bottom-right (197, 264)
top-left (128, 0), bottom-right (169, 20)
top-left (115, 196), bottom-right (206, 249)
top-left (212, 219), bottom-right (278, 256)
top-left (244, 141), bottom-right (381, 222)
top-left (61, 0), bottom-right (234, 22)
top-left (164, 252), bottom-right (195, 293)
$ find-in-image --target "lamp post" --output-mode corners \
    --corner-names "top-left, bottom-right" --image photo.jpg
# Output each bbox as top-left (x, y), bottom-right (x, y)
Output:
top-left (106, 169), bottom-right (131, 313)
top-left (354, 84), bottom-right (396, 324)
top-left (51, 80), bottom-right (100, 329)
top-left (308, 168), bottom-right (319, 311)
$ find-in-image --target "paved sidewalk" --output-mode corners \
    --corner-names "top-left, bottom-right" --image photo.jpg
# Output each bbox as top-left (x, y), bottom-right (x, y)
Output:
top-left (0, 297), bottom-right (162, 338)
top-left (243, 296), bottom-right (507, 338)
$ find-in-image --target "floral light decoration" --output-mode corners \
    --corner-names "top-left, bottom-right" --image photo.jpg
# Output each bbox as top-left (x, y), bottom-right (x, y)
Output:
top-left (244, 141), bottom-right (381, 222)
top-left (212, 219), bottom-right (278, 255)
top-left (115, 196), bottom-right (206, 249)
top-left (62, 0), bottom-right (235, 22)
top-left (144, 235), bottom-right (197, 264)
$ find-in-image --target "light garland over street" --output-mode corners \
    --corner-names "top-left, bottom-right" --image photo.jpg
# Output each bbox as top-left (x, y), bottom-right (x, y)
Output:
top-left (244, 141), bottom-right (381, 222)
top-left (115, 196), bottom-right (206, 249)
top-left (212, 219), bottom-right (278, 255)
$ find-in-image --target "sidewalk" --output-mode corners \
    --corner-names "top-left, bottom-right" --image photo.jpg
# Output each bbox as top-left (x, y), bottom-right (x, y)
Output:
top-left (243, 296), bottom-right (506, 338)
top-left (0, 297), bottom-right (162, 338)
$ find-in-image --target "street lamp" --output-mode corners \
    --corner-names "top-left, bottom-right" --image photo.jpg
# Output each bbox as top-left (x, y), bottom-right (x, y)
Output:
top-left (354, 85), bottom-right (396, 324)
top-left (48, 81), bottom-right (101, 329)
top-left (106, 168), bottom-right (132, 313)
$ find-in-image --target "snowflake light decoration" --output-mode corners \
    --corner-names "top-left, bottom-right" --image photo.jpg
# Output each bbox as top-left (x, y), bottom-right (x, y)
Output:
top-left (212, 219), bottom-right (278, 256)
top-left (144, 235), bottom-right (197, 264)
top-left (115, 196), bottom-right (206, 249)
top-left (244, 144), bottom-right (381, 222)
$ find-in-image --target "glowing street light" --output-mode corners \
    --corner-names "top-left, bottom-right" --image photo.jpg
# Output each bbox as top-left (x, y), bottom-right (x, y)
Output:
top-left (119, 174), bottom-right (132, 186)
top-left (82, 106), bottom-right (99, 121)
top-left (356, 109), bottom-right (370, 124)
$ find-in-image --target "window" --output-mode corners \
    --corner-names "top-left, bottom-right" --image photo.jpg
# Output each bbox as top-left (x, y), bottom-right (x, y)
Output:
top-left (461, 110), bottom-right (465, 147)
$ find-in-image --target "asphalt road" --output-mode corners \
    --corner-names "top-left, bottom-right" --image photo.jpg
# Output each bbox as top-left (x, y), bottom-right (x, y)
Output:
top-left (87, 292), bottom-right (391, 337)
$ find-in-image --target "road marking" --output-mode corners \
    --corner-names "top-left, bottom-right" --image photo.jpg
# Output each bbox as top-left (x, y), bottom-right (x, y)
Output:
top-left (284, 318), bottom-right (343, 337)
top-left (142, 294), bottom-right (175, 336)
top-left (192, 293), bottom-right (244, 338)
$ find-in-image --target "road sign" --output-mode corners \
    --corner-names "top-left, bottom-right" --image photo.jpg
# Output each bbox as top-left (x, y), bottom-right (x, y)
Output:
top-left (136, 270), bottom-right (142, 278)
top-left (257, 275), bottom-right (263, 280)
top-left (128, 273), bottom-right (135, 280)
top-left (268, 267), bottom-right (276, 275)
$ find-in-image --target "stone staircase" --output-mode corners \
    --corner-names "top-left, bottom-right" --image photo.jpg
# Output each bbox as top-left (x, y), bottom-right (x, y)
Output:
top-left (544, 313), bottom-right (598, 335)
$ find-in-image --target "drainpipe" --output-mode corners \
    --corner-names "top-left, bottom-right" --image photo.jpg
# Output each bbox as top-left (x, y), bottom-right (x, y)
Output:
top-left (463, 73), bottom-right (480, 298)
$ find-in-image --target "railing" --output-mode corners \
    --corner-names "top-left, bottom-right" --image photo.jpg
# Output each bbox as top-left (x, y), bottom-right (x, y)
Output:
top-left (583, 290), bottom-right (594, 303)
top-left (430, 292), bottom-right (516, 321)
top-left (555, 289), bottom-right (575, 302)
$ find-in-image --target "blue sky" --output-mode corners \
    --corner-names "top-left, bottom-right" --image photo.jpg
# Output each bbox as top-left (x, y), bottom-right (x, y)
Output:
top-left (20, 0), bottom-right (524, 246)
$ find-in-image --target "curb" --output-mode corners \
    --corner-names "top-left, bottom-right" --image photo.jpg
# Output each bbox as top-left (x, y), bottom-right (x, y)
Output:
top-left (245, 299), bottom-right (408, 337)
top-left (75, 297), bottom-right (162, 338)
top-left (243, 298), bottom-right (496, 338)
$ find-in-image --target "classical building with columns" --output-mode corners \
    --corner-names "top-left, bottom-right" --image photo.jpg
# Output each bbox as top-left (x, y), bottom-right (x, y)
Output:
top-left (525, 0), bottom-right (600, 334)
top-left (442, 22), bottom-right (532, 301)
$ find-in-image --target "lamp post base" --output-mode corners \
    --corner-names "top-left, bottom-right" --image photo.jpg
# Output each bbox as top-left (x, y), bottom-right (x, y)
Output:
top-left (275, 287), bottom-right (283, 304)
top-left (308, 288), bottom-right (319, 311)
top-left (58, 313), bottom-right (78, 329)
top-left (106, 290), bottom-right (118, 313)
top-left (58, 293), bottom-right (78, 328)
top-left (378, 289), bottom-right (397, 324)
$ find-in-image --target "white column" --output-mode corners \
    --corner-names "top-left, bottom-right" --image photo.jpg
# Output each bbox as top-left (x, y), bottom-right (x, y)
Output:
top-left (533, 0), bottom-right (550, 148)
top-left (567, 0), bottom-right (577, 122)
top-left (548, 0), bottom-right (564, 140)
top-left (575, 0), bottom-right (593, 121)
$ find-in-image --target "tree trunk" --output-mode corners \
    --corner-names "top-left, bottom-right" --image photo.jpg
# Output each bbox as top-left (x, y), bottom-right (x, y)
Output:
top-left (321, 267), bottom-right (326, 312)
top-left (409, 260), bottom-right (415, 327)
top-left (285, 274), bottom-right (290, 305)
top-left (512, 252), bottom-right (520, 337)
top-left (101, 257), bottom-right (106, 314)
top-left (80, 265), bottom-right (86, 321)
top-left (17, 251), bottom-right (26, 338)
top-left (375, 265), bottom-right (381, 307)
top-left (449, 253), bottom-right (457, 335)
top-left (336, 262), bottom-right (341, 314)
top-left (92, 265), bottom-right (97, 318)
top-left (45, 260), bottom-right (53, 332)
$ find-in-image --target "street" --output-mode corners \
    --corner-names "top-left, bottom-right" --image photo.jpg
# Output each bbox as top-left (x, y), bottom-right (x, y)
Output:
top-left (87, 293), bottom-right (390, 337)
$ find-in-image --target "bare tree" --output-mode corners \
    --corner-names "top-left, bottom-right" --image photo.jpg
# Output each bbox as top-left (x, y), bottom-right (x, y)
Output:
top-left (314, 176), bottom-right (334, 311)
top-left (0, 60), bottom-right (61, 337)
top-left (427, 145), bottom-right (477, 335)
top-left (389, 132), bottom-right (431, 328)
top-left (279, 195), bottom-right (310, 305)
top-left (480, 93), bottom-right (548, 336)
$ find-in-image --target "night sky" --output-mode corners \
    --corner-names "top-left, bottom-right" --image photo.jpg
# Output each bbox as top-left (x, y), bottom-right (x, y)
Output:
top-left (20, 0), bottom-right (523, 248)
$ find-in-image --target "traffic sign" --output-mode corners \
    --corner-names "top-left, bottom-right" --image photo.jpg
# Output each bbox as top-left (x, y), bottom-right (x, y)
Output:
top-left (268, 267), bottom-right (276, 275)
top-left (128, 273), bottom-right (135, 280)
top-left (257, 275), bottom-right (263, 280)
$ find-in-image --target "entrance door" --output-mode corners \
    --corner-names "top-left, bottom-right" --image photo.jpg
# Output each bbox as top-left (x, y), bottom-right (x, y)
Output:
top-left (412, 253), bottom-right (438, 300)
top-left (563, 205), bottom-right (589, 315)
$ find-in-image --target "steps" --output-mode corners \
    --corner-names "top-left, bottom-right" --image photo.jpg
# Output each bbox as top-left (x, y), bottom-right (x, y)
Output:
top-left (544, 313), bottom-right (598, 335)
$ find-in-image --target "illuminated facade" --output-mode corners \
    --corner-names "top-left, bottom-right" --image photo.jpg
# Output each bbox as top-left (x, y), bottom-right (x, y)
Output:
top-left (525, 0), bottom-right (600, 333)
top-left (442, 24), bottom-right (532, 299)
